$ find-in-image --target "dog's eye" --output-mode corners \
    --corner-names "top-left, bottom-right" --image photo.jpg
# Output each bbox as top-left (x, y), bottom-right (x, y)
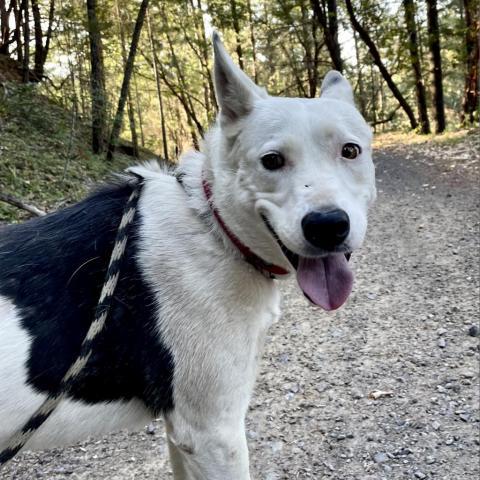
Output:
top-left (261, 152), bottom-right (285, 170)
top-left (341, 143), bottom-right (361, 160)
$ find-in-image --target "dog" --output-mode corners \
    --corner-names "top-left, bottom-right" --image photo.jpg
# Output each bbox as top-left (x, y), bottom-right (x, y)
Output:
top-left (0, 33), bottom-right (376, 479)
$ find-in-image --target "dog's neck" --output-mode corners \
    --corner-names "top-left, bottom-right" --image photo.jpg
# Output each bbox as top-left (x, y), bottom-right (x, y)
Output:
top-left (176, 140), bottom-right (288, 279)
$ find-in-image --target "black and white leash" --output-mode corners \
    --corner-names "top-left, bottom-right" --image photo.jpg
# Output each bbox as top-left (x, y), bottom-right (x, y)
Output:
top-left (0, 176), bottom-right (143, 467)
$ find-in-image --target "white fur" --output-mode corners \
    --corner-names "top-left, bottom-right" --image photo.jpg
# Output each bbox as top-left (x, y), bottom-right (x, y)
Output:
top-left (0, 34), bottom-right (375, 480)
top-left (132, 167), bottom-right (281, 479)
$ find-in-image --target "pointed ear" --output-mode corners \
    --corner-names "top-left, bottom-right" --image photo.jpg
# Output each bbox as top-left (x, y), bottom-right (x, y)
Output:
top-left (320, 71), bottom-right (354, 105)
top-left (212, 31), bottom-right (267, 123)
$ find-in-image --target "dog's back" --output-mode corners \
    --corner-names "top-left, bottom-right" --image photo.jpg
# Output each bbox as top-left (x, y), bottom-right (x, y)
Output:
top-left (0, 180), bottom-right (173, 449)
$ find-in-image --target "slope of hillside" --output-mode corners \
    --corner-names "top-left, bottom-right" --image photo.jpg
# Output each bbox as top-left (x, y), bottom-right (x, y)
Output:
top-left (0, 83), bottom-right (153, 222)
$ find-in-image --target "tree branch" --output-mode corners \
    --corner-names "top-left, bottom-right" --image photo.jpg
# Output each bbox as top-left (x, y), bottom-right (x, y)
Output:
top-left (0, 192), bottom-right (46, 216)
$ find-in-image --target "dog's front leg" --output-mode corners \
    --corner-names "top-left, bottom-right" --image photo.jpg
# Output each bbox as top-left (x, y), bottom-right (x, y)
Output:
top-left (165, 411), bottom-right (251, 480)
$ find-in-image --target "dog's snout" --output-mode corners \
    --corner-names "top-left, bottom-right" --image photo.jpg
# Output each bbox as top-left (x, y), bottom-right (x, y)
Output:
top-left (302, 209), bottom-right (350, 250)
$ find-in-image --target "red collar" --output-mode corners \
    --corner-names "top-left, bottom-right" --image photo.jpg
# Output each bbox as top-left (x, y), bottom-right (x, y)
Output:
top-left (202, 178), bottom-right (289, 278)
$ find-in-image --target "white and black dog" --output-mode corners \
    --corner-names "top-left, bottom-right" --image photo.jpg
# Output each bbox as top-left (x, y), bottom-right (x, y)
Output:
top-left (0, 34), bottom-right (375, 478)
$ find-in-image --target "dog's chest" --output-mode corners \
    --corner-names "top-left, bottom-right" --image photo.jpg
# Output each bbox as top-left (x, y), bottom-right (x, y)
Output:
top-left (156, 272), bottom-right (281, 414)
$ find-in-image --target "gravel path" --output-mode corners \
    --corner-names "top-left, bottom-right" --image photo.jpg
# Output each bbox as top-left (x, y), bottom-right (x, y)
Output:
top-left (2, 136), bottom-right (479, 480)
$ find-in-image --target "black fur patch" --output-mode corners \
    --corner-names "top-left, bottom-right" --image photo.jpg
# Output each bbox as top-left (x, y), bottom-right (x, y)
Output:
top-left (0, 181), bottom-right (174, 414)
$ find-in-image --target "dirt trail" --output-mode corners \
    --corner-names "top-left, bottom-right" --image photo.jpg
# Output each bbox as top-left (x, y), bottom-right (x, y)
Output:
top-left (2, 136), bottom-right (479, 480)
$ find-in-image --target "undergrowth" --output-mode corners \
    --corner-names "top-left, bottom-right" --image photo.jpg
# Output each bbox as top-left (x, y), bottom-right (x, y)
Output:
top-left (0, 83), bottom-right (151, 222)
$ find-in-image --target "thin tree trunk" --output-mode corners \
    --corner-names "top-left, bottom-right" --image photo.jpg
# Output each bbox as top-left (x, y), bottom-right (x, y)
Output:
top-left (162, 12), bottom-right (204, 138)
top-left (247, 0), bottom-right (258, 82)
top-left (461, 0), bottom-right (479, 125)
top-left (311, 0), bottom-right (343, 72)
top-left (107, 0), bottom-right (149, 160)
top-left (370, 63), bottom-right (377, 131)
top-left (426, 0), bottom-right (446, 133)
top-left (126, 93), bottom-right (139, 157)
top-left (73, 21), bottom-right (86, 117)
top-left (191, 0), bottom-right (216, 114)
top-left (86, 0), bottom-right (107, 153)
top-left (13, 0), bottom-right (23, 64)
top-left (30, 0), bottom-right (55, 80)
top-left (300, 0), bottom-right (316, 97)
top-left (230, 0), bottom-right (244, 70)
top-left (403, 0), bottom-right (430, 133)
top-left (353, 30), bottom-right (366, 116)
top-left (146, 7), bottom-right (168, 161)
top-left (30, 0), bottom-right (41, 79)
top-left (379, 72), bottom-right (387, 131)
top-left (115, 0), bottom-right (138, 157)
top-left (280, 41), bottom-right (308, 97)
top-left (326, 0), bottom-right (342, 72)
top-left (42, 0), bottom-right (55, 70)
top-left (22, 0), bottom-right (30, 82)
top-left (62, 70), bottom-right (78, 180)
top-left (0, 0), bottom-right (11, 55)
top-left (133, 72), bottom-right (145, 147)
top-left (157, 57), bottom-right (199, 149)
top-left (60, 0), bottom-right (78, 118)
top-left (345, 0), bottom-right (418, 130)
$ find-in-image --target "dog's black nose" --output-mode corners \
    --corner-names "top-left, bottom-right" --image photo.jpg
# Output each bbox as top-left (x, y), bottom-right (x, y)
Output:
top-left (302, 209), bottom-right (350, 250)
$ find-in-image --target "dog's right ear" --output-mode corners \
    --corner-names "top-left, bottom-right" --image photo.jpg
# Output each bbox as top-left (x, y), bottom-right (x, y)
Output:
top-left (212, 31), bottom-right (267, 123)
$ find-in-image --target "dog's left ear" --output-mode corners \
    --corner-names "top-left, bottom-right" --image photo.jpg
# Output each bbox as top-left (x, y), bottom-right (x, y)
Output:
top-left (212, 31), bottom-right (267, 123)
top-left (320, 71), bottom-right (354, 105)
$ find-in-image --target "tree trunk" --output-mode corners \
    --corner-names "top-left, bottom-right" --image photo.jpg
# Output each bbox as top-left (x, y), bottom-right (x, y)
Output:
top-left (461, 0), bottom-right (479, 125)
top-left (22, 0), bottom-right (30, 82)
top-left (311, 0), bottom-right (343, 72)
top-left (0, 1), bottom-right (11, 55)
top-left (300, 0), bottom-right (316, 97)
top-left (370, 63), bottom-right (377, 131)
top-left (162, 10), bottom-right (204, 139)
top-left (133, 73), bottom-right (145, 147)
top-left (403, 0), bottom-right (430, 133)
top-left (106, 0), bottom-right (149, 160)
top-left (30, 0), bottom-right (54, 80)
top-left (246, 0), bottom-right (258, 82)
top-left (126, 93), bottom-right (139, 157)
top-left (353, 30), bottom-right (366, 116)
top-left (192, 0), bottom-right (217, 114)
top-left (326, 0), bottom-right (342, 72)
top-left (13, 0), bottom-right (23, 65)
top-left (115, 0), bottom-right (138, 158)
top-left (426, 0), bottom-right (446, 133)
top-left (43, 0), bottom-right (54, 70)
top-left (30, 0), bottom-right (43, 79)
top-left (86, 0), bottom-right (107, 154)
top-left (230, 0), bottom-right (244, 70)
top-left (61, 0), bottom-right (78, 119)
top-left (146, 7), bottom-right (169, 161)
top-left (345, 0), bottom-right (418, 130)
top-left (73, 22), bottom-right (86, 117)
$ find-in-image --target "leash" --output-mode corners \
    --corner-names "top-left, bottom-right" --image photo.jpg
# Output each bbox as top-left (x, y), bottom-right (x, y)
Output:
top-left (0, 176), bottom-right (142, 467)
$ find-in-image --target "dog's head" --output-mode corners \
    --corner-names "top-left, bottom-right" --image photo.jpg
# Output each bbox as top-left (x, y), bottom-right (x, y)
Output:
top-left (206, 33), bottom-right (376, 310)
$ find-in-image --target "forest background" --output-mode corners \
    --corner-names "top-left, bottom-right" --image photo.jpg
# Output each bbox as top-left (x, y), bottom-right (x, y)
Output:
top-left (0, 0), bottom-right (478, 218)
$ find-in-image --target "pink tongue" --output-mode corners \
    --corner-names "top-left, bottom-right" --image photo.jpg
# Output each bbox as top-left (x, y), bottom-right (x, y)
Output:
top-left (296, 254), bottom-right (353, 310)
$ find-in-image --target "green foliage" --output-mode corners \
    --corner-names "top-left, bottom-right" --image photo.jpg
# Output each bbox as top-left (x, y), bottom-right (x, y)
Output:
top-left (0, 83), bottom-right (134, 222)
top-left (1, 0), bottom-right (477, 162)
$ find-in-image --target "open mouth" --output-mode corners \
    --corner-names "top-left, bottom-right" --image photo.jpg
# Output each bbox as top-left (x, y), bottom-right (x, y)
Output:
top-left (261, 214), bottom-right (300, 270)
top-left (261, 214), bottom-right (354, 311)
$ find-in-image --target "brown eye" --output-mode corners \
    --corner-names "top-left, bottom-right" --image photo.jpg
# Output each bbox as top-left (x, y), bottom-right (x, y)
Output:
top-left (341, 143), bottom-right (361, 159)
top-left (261, 152), bottom-right (285, 170)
